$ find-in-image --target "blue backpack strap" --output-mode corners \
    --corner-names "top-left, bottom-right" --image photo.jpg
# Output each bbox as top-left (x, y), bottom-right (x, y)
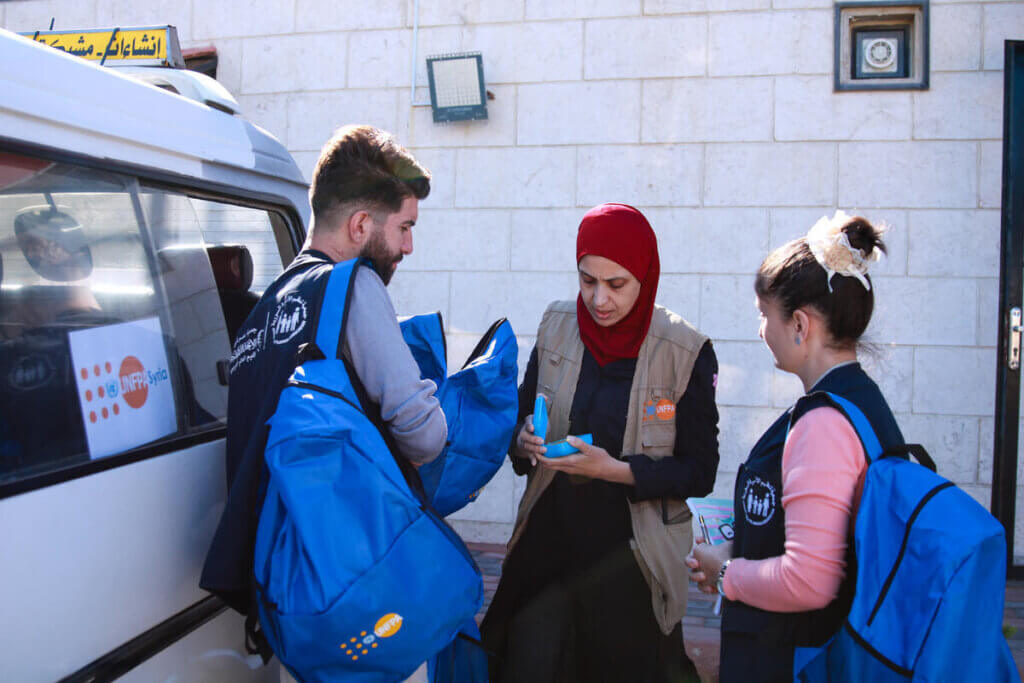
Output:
top-left (312, 257), bottom-right (362, 359)
top-left (788, 391), bottom-right (883, 465)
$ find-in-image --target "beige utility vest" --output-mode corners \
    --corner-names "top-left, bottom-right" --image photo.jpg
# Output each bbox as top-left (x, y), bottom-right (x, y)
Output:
top-left (508, 300), bottom-right (708, 635)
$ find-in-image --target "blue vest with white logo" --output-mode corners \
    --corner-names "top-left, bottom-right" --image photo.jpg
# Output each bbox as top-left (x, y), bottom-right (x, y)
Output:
top-left (722, 363), bottom-right (903, 678)
top-left (201, 250), bottom-right (336, 612)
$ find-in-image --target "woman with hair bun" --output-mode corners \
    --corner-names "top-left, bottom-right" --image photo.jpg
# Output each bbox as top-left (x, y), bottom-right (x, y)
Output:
top-left (687, 211), bottom-right (905, 682)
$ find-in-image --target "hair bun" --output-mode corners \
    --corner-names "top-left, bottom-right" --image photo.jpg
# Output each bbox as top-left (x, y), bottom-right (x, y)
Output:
top-left (841, 216), bottom-right (887, 262)
top-left (806, 211), bottom-right (885, 292)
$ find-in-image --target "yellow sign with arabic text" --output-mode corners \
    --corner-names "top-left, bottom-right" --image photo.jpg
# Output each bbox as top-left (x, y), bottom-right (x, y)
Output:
top-left (20, 26), bottom-right (183, 67)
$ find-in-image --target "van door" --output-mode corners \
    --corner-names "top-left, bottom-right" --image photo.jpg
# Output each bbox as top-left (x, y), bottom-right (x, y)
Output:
top-left (0, 148), bottom-right (295, 680)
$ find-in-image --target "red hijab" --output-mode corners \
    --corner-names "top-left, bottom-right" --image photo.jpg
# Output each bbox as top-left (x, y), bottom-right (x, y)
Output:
top-left (575, 203), bottom-right (660, 367)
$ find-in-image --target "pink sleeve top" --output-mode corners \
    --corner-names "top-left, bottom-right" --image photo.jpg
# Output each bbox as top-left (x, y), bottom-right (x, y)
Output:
top-left (722, 406), bottom-right (867, 613)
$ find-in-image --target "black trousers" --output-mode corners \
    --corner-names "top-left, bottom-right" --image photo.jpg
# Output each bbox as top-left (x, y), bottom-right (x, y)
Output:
top-left (719, 631), bottom-right (793, 683)
top-left (482, 544), bottom-right (700, 683)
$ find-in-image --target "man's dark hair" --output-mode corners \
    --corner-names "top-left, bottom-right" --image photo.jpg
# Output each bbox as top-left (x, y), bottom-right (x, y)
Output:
top-left (309, 125), bottom-right (430, 228)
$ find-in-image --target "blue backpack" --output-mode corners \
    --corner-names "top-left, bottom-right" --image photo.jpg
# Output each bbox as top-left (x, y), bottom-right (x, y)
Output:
top-left (252, 260), bottom-right (498, 682)
top-left (793, 393), bottom-right (1019, 682)
top-left (400, 313), bottom-right (519, 516)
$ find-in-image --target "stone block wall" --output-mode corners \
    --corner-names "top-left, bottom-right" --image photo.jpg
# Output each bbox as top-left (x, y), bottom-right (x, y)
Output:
top-left (4, 0), bottom-right (1023, 547)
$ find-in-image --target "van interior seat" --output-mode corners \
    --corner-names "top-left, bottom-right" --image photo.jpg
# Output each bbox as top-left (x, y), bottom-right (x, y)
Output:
top-left (207, 244), bottom-right (259, 344)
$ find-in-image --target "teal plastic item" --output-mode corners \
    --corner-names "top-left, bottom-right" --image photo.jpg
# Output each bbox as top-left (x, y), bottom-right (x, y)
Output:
top-left (532, 394), bottom-right (548, 441)
top-left (532, 395), bottom-right (592, 457)
top-left (544, 433), bottom-right (593, 458)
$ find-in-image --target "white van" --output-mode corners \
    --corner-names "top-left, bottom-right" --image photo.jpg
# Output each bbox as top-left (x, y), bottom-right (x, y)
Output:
top-left (0, 27), bottom-right (308, 681)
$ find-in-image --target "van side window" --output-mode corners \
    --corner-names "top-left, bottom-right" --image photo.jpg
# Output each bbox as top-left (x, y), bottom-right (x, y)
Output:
top-left (0, 152), bottom-right (288, 488)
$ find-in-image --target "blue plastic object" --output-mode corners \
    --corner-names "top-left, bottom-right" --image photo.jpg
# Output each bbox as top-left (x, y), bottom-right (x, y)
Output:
top-left (532, 394), bottom-right (593, 457)
top-left (544, 433), bottom-right (593, 458)
top-left (532, 394), bottom-right (548, 441)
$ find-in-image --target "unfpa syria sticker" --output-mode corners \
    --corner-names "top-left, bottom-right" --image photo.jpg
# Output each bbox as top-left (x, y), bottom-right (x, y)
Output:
top-left (271, 292), bottom-right (308, 344)
top-left (642, 398), bottom-right (676, 422)
top-left (339, 613), bottom-right (403, 661)
top-left (68, 317), bottom-right (177, 459)
top-left (742, 474), bottom-right (777, 526)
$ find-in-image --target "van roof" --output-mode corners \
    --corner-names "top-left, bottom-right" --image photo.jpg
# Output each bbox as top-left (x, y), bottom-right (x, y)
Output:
top-left (0, 28), bottom-right (309, 224)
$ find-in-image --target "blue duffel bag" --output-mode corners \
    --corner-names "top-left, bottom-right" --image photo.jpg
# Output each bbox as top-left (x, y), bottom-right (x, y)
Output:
top-left (253, 259), bottom-right (484, 682)
top-left (400, 313), bottom-right (518, 516)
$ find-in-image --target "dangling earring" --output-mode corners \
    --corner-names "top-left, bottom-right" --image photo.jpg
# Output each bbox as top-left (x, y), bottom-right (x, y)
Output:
top-left (794, 335), bottom-right (801, 346)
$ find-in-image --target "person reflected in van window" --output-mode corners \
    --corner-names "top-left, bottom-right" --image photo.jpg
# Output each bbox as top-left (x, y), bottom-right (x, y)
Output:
top-left (480, 203), bottom-right (719, 683)
top-left (686, 212), bottom-right (903, 683)
top-left (13, 205), bottom-right (103, 327)
top-left (201, 125), bottom-right (444, 683)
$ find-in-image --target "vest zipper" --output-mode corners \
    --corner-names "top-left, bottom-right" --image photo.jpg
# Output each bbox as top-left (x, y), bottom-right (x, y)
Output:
top-left (866, 481), bottom-right (955, 626)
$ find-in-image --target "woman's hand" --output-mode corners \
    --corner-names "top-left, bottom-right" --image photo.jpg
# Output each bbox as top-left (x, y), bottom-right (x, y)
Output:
top-left (536, 436), bottom-right (635, 485)
top-left (512, 414), bottom-right (546, 466)
top-left (686, 540), bottom-right (733, 594)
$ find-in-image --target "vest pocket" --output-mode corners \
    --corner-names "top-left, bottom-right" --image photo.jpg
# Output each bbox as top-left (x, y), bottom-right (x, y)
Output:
top-left (640, 422), bottom-right (675, 458)
top-left (537, 351), bottom-right (566, 398)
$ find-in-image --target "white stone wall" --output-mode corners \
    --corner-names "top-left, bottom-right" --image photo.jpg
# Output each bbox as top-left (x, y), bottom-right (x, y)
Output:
top-left (5, 0), bottom-right (1023, 544)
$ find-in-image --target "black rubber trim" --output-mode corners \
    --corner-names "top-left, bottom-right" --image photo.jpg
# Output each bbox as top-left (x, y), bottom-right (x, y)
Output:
top-left (434, 311), bottom-right (448, 364)
top-left (462, 317), bottom-right (507, 370)
top-left (59, 595), bottom-right (227, 682)
top-left (0, 425), bottom-right (225, 500)
top-left (867, 481), bottom-right (955, 625)
top-left (843, 621), bottom-right (913, 678)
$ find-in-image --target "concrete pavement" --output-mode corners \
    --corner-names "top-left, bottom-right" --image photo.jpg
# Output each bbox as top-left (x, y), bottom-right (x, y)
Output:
top-left (468, 542), bottom-right (1024, 682)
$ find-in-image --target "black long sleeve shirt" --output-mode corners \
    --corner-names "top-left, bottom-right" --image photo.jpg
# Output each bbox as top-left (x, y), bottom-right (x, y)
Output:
top-left (512, 341), bottom-right (720, 498)
top-left (509, 340), bottom-right (720, 573)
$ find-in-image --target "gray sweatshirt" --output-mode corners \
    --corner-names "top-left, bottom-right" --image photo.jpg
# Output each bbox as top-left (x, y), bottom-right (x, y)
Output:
top-left (345, 266), bottom-right (447, 464)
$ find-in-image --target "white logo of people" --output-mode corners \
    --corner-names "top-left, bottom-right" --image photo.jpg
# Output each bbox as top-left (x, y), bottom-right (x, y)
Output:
top-left (742, 475), bottom-right (777, 526)
top-left (271, 293), bottom-right (308, 345)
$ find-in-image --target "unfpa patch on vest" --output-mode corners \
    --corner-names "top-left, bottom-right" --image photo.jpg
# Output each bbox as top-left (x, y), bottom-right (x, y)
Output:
top-left (642, 398), bottom-right (675, 422)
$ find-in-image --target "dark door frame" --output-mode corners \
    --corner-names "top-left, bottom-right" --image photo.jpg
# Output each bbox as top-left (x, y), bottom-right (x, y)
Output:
top-left (993, 39), bottom-right (1024, 579)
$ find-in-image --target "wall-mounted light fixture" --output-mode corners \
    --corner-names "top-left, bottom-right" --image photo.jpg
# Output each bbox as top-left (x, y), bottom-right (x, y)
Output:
top-left (835, 1), bottom-right (929, 91)
top-left (426, 52), bottom-right (488, 123)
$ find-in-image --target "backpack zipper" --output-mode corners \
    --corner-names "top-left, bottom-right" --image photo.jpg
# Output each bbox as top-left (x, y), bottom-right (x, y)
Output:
top-left (288, 379), bottom-right (364, 412)
top-left (866, 480), bottom-right (954, 626)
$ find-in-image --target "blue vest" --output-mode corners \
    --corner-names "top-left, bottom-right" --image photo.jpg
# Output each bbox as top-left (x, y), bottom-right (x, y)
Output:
top-left (722, 363), bottom-right (904, 679)
top-left (201, 250), bottom-right (335, 612)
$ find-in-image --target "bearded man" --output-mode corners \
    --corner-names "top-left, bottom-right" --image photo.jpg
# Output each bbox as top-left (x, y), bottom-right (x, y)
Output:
top-left (201, 125), bottom-right (445, 683)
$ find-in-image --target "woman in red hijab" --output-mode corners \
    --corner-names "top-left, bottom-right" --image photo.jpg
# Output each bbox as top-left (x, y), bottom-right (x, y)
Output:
top-left (481, 204), bottom-right (720, 683)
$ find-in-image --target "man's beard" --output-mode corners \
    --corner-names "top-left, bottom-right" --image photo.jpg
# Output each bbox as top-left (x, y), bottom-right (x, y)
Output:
top-left (360, 228), bottom-right (402, 286)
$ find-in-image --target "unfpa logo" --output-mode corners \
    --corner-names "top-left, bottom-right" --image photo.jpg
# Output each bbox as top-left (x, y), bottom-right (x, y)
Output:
top-left (81, 355), bottom-right (169, 423)
top-left (271, 293), bottom-right (307, 345)
top-left (642, 398), bottom-right (676, 422)
top-left (339, 612), bottom-right (403, 662)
